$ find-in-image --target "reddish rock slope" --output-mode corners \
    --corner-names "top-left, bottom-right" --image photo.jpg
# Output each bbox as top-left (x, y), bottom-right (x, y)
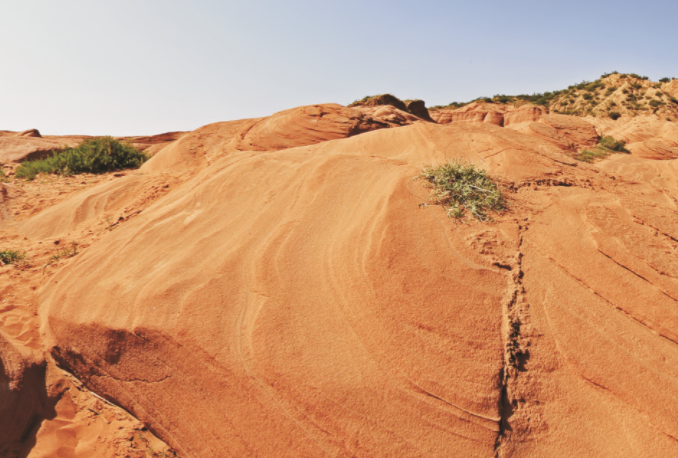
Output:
top-left (1, 102), bottom-right (677, 457)
top-left (33, 119), bottom-right (678, 457)
top-left (142, 103), bottom-right (422, 174)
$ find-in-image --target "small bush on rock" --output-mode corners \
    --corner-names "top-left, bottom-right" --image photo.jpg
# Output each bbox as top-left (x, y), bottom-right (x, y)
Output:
top-left (599, 136), bottom-right (630, 153)
top-left (421, 161), bottom-right (504, 221)
top-left (576, 136), bottom-right (630, 162)
top-left (0, 250), bottom-right (26, 265)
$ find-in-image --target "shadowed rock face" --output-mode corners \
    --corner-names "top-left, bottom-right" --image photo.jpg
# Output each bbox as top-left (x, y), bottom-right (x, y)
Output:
top-left (2, 99), bottom-right (678, 457)
top-left (404, 100), bottom-right (435, 122)
top-left (0, 333), bottom-right (52, 457)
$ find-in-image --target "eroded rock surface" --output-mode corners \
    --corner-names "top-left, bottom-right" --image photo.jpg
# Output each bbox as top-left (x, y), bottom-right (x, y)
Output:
top-left (1, 100), bottom-right (677, 457)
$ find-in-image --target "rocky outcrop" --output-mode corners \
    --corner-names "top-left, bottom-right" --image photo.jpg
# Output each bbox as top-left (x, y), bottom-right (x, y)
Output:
top-left (349, 94), bottom-right (435, 122)
top-left (404, 100), bottom-right (435, 122)
top-left (16, 129), bottom-right (42, 138)
top-left (0, 130), bottom-right (184, 164)
top-left (0, 136), bottom-right (73, 163)
top-left (430, 103), bottom-right (599, 152)
top-left (431, 102), bottom-right (546, 127)
top-left (431, 102), bottom-right (506, 126)
top-left (348, 93), bottom-right (409, 112)
top-left (142, 103), bottom-right (424, 173)
top-left (121, 131), bottom-right (187, 156)
top-left (503, 105), bottom-right (545, 126)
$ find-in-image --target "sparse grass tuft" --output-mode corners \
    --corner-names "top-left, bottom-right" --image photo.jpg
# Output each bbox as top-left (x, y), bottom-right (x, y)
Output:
top-left (58, 241), bottom-right (79, 258)
top-left (0, 249), bottom-right (26, 265)
top-left (576, 149), bottom-right (609, 163)
top-left (421, 161), bottom-right (504, 221)
top-left (50, 242), bottom-right (79, 263)
top-left (16, 137), bottom-right (148, 181)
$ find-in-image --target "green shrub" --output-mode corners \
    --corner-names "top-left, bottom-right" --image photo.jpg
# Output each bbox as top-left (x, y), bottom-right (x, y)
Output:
top-left (429, 101), bottom-right (468, 110)
top-left (649, 100), bottom-right (664, 108)
top-left (0, 250), bottom-right (26, 265)
top-left (609, 112), bottom-right (621, 120)
top-left (659, 77), bottom-right (671, 83)
top-left (349, 95), bottom-right (376, 106)
top-left (16, 137), bottom-right (148, 180)
top-left (599, 136), bottom-right (630, 153)
top-left (421, 161), bottom-right (504, 221)
top-left (577, 136), bottom-right (630, 162)
top-left (628, 74), bottom-right (649, 80)
top-left (16, 161), bottom-right (53, 180)
top-left (669, 97), bottom-right (678, 105)
top-left (573, 80), bottom-right (590, 90)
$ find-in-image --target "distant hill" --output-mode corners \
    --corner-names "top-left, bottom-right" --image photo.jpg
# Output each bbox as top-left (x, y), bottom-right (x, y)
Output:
top-left (429, 72), bottom-right (678, 121)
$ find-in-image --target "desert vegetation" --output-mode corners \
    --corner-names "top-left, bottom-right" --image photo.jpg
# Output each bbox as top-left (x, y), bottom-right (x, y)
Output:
top-left (421, 161), bottom-right (504, 221)
top-left (0, 249), bottom-right (26, 265)
top-left (427, 72), bottom-right (678, 120)
top-left (576, 136), bottom-right (630, 163)
top-left (16, 137), bottom-right (148, 180)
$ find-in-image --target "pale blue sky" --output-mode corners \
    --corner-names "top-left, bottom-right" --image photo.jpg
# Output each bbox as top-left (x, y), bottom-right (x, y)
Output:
top-left (2, 0), bottom-right (677, 135)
